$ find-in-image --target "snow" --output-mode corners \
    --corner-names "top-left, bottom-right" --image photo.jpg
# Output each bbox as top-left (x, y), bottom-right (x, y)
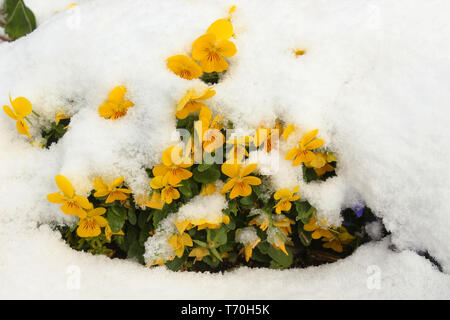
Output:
top-left (1, 0), bottom-right (449, 298)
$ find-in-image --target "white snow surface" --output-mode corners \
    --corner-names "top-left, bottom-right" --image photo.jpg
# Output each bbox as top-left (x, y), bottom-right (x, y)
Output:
top-left (0, 0), bottom-right (449, 298)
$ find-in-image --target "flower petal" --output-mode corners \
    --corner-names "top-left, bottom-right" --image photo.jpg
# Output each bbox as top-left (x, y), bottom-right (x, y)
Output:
top-left (3, 105), bottom-right (17, 120)
top-left (55, 175), bottom-right (74, 198)
top-left (12, 97), bottom-right (32, 118)
top-left (207, 18), bottom-right (234, 40)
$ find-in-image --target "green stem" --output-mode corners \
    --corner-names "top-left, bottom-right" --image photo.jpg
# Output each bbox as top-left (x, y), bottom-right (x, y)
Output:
top-left (32, 110), bottom-right (40, 117)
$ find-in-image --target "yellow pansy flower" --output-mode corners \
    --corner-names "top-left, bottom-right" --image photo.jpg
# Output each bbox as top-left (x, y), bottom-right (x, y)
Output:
top-left (152, 145), bottom-right (193, 186)
top-left (270, 229), bottom-right (289, 255)
top-left (144, 192), bottom-right (165, 210)
top-left (193, 215), bottom-right (230, 230)
top-left (105, 224), bottom-right (124, 242)
top-left (294, 49), bottom-right (306, 56)
top-left (273, 186), bottom-right (301, 214)
top-left (243, 238), bottom-right (260, 262)
top-left (3, 95), bottom-right (32, 139)
top-left (194, 106), bottom-right (224, 153)
top-left (249, 213), bottom-right (270, 231)
top-left (253, 123), bottom-right (281, 152)
top-left (47, 175), bottom-right (91, 217)
top-left (167, 55), bottom-right (202, 80)
top-left (225, 136), bottom-right (252, 164)
top-left (221, 163), bottom-right (261, 199)
top-left (93, 176), bottom-right (132, 204)
top-left (76, 206), bottom-right (108, 238)
top-left (189, 247), bottom-right (210, 263)
top-left (285, 129), bottom-right (324, 166)
top-left (322, 227), bottom-right (355, 253)
top-left (303, 216), bottom-right (333, 239)
top-left (176, 87), bottom-right (215, 119)
top-left (98, 86), bottom-right (134, 120)
top-left (305, 152), bottom-right (335, 176)
top-left (192, 19), bottom-right (237, 73)
top-left (55, 110), bottom-right (69, 125)
top-left (168, 232), bottom-right (193, 258)
top-left (273, 215), bottom-right (296, 235)
top-left (150, 174), bottom-right (181, 204)
top-left (200, 183), bottom-right (216, 195)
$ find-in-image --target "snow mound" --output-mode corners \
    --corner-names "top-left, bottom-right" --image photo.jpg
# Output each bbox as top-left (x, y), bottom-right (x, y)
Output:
top-left (1, 0), bottom-right (449, 298)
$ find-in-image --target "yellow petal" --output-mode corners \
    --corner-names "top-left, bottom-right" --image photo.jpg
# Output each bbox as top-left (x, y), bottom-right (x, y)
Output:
top-left (175, 220), bottom-right (191, 234)
top-left (274, 189), bottom-right (291, 200)
top-left (300, 129), bottom-right (319, 147)
top-left (89, 207), bottom-right (106, 217)
top-left (108, 86), bottom-right (127, 105)
top-left (93, 215), bottom-right (108, 227)
top-left (46, 193), bottom-right (67, 204)
top-left (240, 163), bottom-right (258, 177)
top-left (216, 39), bottom-right (237, 57)
top-left (110, 176), bottom-right (124, 189)
top-left (207, 18), bottom-right (234, 40)
top-left (3, 105), bottom-right (17, 120)
top-left (55, 175), bottom-right (74, 198)
top-left (306, 139), bottom-right (324, 150)
top-left (241, 176), bottom-right (261, 186)
top-left (11, 97), bottom-right (32, 118)
top-left (77, 219), bottom-right (101, 238)
top-left (282, 124), bottom-right (295, 141)
top-left (16, 119), bottom-right (31, 138)
top-left (221, 163), bottom-right (240, 178)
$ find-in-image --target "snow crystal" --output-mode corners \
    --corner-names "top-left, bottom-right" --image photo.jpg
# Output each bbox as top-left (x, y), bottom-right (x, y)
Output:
top-left (236, 227), bottom-right (259, 245)
top-left (175, 194), bottom-right (227, 223)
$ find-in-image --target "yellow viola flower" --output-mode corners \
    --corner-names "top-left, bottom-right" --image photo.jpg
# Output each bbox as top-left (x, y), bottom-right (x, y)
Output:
top-left (192, 215), bottom-right (230, 230)
top-left (76, 206), bottom-right (108, 238)
top-left (189, 247), bottom-right (210, 263)
top-left (150, 174), bottom-right (181, 204)
top-left (248, 213), bottom-right (270, 231)
top-left (253, 123), bottom-right (281, 152)
top-left (285, 129), bottom-right (324, 166)
top-left (273, 186), bottom-right (301, 214)
top-left (152, 145), bottom-right (193, 186)
top-left (3, 95), bottom-right (32, 139)
top-left (98, 86), bottom-right (134, 120)
top-left (303, 216), bottom-right (333, 239)
top-left (322, 227), bottom-right (355, 253)
top-left (227, 5), bottom-right (236, 19)
top-left (176, 87), bottom-right (215, 119)
top-left (192, 30), bottom-right (237, 73)
top-left (242, 238), bottom-right (260, 262)
top-left (144, 192), bottom-right (165, 210)
top-left (221, 163), bottom-right (261, 199)
top-left (93, 176), bottom-right (132, 204)
top-left (225, 136), bottom-right (252, 164)
top-left (194, 106), bottom-right (225, 153)
top-left (105, 224), bottom-right (124, 242)
top-left (273, 215), bottom-right (296, 235)
top-left (270, 229), bottom-right (290, 255)
top-left (55, 110), bottom-right (69, 125)
top-left (47, 175), bottom-right (91, 217)
top-left (305, 152), bottom-right (335, 176)
top-left (168, 232), bottom-right (193, 258)
top-left (167, 55), bottom-right (203, 80)
top-left (200, 183), bottom-right (216, 195)
top-left (294, 49), bottom-right (306, 56)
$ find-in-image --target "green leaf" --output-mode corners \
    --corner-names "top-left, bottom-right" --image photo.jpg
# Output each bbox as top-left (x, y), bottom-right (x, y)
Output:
top-left (128, 207), bottom-right (137, 225)
top-left (210, 248), bottom-right (223, 262)
top-left (193, 166), bottom-right (220, 184)
top-left (268, 246), bottom-right (293, 268)
top-left (179, 181), bottom-right (193, 198)
top-left (212, 227), bottom-right (227, 246)
top-left (197, 162), bottom-right (213, 172)
top-left (127, 242), bottom-right (144, 260)
top-left (4, 0), bottom-right (36, 40)
top-left (239, 195), bottom-right (255, 208)
top-left (165, 254), bottom-right (187, 271)
top-left (298, 230), bottom-right (312, 246)
top-left (152, 210), bottom-right (167, 229)
top-left (106, 206), bottom-right (127, 233)
top-left (192, 240), bottom-right (208, 248)
top-left (302, 165), bottom-right (319, 183)
top-left (257, 241), bottom-right (270, 255)
top-left (137, 211), bottom-right (149, 229)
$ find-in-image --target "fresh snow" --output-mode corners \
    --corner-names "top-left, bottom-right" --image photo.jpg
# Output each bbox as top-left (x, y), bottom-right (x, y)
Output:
top-left (0, 0), bottom-right (449, 299)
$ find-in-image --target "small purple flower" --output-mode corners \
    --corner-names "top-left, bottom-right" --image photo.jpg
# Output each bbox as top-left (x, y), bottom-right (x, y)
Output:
top-left (354, 205), bottom-right (364, 218)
